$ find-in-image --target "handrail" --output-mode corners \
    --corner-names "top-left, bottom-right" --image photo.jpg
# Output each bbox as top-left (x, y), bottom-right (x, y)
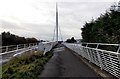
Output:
top-left (81, 42), bottom-right (120, 53)
top-left (82, 42), bottom-right (120, 46)
top-left (0, 42), bottom-right (39, 53)
top-left (0, 42), bottom-right (39, 48)
top-left (63, 43), bottom-right (120, 79)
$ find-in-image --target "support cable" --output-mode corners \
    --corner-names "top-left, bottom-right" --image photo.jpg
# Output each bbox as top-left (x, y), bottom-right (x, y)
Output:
top-left (59, 25), bottom-right (63, 41)
top-left (52, 26), bottom-right (56, 42)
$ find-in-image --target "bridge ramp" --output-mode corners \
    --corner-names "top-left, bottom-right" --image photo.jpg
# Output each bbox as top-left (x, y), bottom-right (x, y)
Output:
top-left (38, 44), bottom-right (98, 77)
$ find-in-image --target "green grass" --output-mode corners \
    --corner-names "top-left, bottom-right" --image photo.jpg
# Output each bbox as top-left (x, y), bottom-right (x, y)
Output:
top-left (2, 51), bottom-right (53, 79)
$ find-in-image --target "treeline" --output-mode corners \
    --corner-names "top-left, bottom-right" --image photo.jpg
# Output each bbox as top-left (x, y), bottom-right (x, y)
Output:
top-left (1, 32), bottom-right (39, 46)
top-left (66, 37), bottom-right (76, 43)
top-left (81, 9), bottom-right (120, 44)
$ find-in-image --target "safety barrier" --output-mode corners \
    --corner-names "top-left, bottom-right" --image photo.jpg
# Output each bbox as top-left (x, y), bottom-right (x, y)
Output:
top-left (0, 43), bottom-right (39, 53)
top-left (0, 43), bottom-right (39, 64)
top-left (1, 42), bottom-right (57, 64)
top-left (63, 43), bottom-right (120, 79)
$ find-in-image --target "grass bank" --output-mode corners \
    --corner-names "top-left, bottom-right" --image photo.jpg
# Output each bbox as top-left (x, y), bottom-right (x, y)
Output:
top-left (2, 51), bottom-right (53, 79)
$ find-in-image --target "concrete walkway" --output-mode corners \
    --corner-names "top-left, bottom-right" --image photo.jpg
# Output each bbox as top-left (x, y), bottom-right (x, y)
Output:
top-left (38, 44), bottom-right (98, 77)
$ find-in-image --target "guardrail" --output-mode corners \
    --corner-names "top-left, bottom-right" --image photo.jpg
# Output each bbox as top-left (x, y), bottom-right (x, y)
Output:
top-left (0, 42), bottom-right (57, 64)
top-left (63, 43), bottom-right (120, 79)
top-left (0, 43), bottom-right (39, 64)
top-left (0, 43), bottom-right (39, 53)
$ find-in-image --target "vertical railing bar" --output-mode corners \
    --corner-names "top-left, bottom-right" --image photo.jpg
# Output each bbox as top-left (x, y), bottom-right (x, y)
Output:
top-left (96, 44), bottom-right (99, 49)
top-left (109, 53), bottom-right (116, 76)
top-left (117, 45), bottom-right (120, 53)
top-left (6, 46), bottom-right (8, 52)
top-left (24, 44), bottom-right (26, 48)
top-left (86, 43), bottom-right (88, 47)
top-left (63, 43), bottom-right (120, 79)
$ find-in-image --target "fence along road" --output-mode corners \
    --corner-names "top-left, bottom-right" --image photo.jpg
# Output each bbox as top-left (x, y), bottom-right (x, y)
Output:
top-left (63, 43), bottom-right (120, 79)
top-left (0, 42), bottom-right (57, 65)
top-left (0, 43), bottom-right (39, 64)
top-left (39, 44), bottom-right (98, 77)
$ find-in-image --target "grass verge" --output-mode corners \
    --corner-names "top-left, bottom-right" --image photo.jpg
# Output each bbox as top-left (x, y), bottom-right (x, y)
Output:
top-left (2, 51), bottom-right (53, 79)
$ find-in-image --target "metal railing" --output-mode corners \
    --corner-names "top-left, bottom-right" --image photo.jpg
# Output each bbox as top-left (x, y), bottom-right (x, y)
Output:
top-left (1, 41), bottom-right (57, 64)
top-left (63, 43), bottom-right (120, 79)
top-left (0, 43), bottom-right (39, 64)
top-left (0, 43), bottom-right (39, 53)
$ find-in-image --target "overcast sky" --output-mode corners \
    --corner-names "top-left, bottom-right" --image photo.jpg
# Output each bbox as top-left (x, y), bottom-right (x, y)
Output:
top-left (0, 0), bottom-right (119, 41)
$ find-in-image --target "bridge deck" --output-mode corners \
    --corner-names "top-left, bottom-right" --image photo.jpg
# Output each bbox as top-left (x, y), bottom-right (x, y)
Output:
top-left (38, 44), bottom-right (98, 77)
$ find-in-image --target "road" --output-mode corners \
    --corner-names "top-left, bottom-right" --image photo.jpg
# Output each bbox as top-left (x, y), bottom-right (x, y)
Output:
top-left (38, 44), bottom-right (98, 77)
top-left (1, 47), bottom-right (37, 65)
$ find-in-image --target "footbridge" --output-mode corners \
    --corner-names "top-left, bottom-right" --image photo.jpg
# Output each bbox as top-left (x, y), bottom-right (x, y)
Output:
top-left (1, 3), bottom-right (120, 79)
top-left (1, 42), bottom-right (120, 79)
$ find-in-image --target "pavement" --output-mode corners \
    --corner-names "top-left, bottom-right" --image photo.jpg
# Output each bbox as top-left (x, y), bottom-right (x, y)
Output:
top-left (38, 44), bottom-right (99, 78)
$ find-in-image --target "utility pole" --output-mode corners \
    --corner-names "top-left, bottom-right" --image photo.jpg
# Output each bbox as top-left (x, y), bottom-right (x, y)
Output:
top-left (56, 3), bottom-right (58, 42)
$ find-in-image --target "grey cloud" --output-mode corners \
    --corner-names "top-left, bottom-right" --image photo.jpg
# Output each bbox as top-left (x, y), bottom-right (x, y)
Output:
top-left (1, 20), bottom-right (22, 29)
top-left (0, 1), bottom-right (114, 41)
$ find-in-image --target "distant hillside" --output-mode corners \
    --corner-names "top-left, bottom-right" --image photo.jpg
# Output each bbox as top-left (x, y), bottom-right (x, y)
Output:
top-left (1, 32), bottom-right (39, 46)
top-left (81, 7), bottom-right (120, 43)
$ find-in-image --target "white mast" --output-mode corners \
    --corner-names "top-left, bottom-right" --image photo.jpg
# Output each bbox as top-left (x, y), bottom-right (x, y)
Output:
top-left (56, 3), bottom-right (58, 42)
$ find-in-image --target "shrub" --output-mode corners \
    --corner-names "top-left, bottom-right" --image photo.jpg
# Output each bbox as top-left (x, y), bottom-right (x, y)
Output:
top-left (2, 51), bottom-right (53, 79)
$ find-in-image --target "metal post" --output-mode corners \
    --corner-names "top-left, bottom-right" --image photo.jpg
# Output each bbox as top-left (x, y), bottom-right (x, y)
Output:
top-left (17, 45), bottom-right (19, 50)
top-left (109, 53), bottom-right (116, 75)
top-left (96, 44), bottom-right (99, 49)
top-left (86, 43), bottom-right (88, 47)
top-left (6, 46), bottom-right (8, 52)
top-left (97, 51), bottom-right (103, 70)
top-left (29, 43), bottom-right (31, 48)
top-left (117, 45), bottom-right (120, 53)
top-left (16, 45), bottom-right (19, 53)
top-left (24, 44), bottom-right (26, 48)
top-left (56, 3), bottom-right (58, 42)
top-left (87, 49), bottom-right (91, 62)
top-left (118, 54), bottom-right (120, 67)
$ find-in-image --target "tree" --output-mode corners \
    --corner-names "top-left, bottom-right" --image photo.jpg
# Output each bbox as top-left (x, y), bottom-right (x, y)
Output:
top-left (2, 32), bottom-right (39, 46)
top-left (66, 37), bottom-right (76, 43)
top-left (81, 9), bottom-right (120, 44)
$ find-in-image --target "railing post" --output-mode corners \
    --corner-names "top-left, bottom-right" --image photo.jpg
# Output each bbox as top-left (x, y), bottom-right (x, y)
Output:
top-left (117, 45), bottom-right (120, 53)
top-left (24, 44), bottom-right (26, 48)
top-left (86, 43), bottom-right (88, 47)
top-left (96, 44), bottom-right (99, 49)
top-left (109, 53), bottom-right (116, 75)
top-left (85, 43), bottom-right (90, 61)
top-left (97, 51), bottom-right (103, 70)
top-left (87, 49), bottom-right (91, 62)
top-left (31, 43), bottom-right (33, 47)
top-left (95, 44), bottom-right (103, 70)
top-left (29, 43), bottom-right (31, 48)
top-left (117, 54), bottom-right (120, 77)
top-left (102, 51), bottom-right (108, 71)
top-left (17, 45), bottom-right (19, 50)
top-left (118, 54), bottom-right (120, 65)
top-left (16, 45), bottom-right (19, 53)
top-left (6, 46), bottom-right (8, 52)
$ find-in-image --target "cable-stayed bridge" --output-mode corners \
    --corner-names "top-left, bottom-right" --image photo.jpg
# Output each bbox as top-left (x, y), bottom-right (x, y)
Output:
top-left (1, 42), bottom-right (120, 78)
top-left (1, 3), bottom-right (120, 79)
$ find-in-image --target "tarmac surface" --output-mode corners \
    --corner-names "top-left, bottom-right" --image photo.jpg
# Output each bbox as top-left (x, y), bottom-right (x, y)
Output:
top-left (38, 44), bottom-right (98, 77)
